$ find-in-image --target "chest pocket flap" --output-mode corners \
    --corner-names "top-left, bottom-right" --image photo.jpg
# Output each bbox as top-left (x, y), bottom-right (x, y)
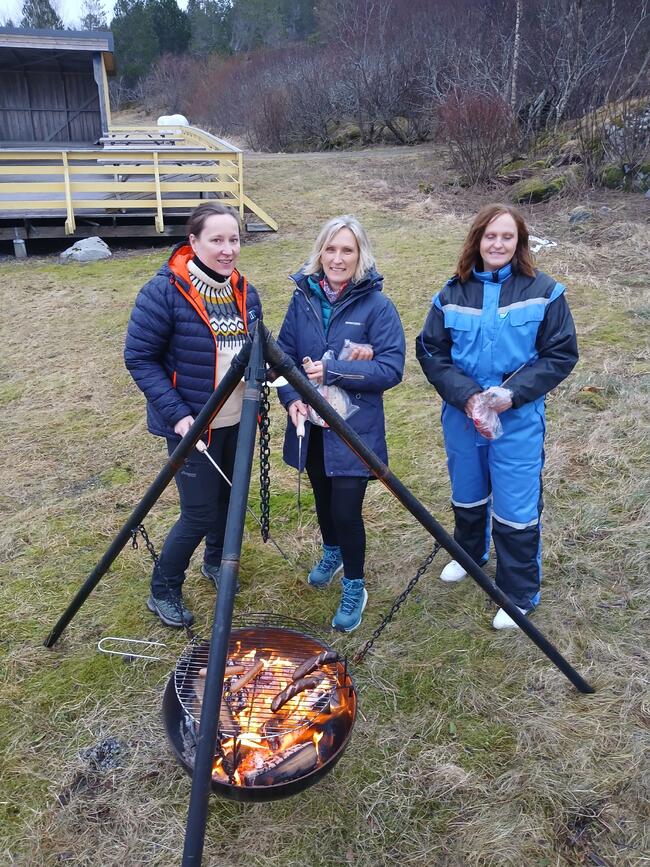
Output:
top-left (509, 305), bottom-right (545, 326)
top-left (443, 309), bottom-right (476, 331)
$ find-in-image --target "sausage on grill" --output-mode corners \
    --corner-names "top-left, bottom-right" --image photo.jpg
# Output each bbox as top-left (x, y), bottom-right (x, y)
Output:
top-left (271, 674), bottom-right (324, 713)
top-left (292, 650), bottom-right (339, 682)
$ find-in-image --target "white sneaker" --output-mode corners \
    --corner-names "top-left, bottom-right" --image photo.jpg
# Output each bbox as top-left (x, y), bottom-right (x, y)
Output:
top-left (440, 560), bottom-right (467, 583)
top-left (492, 606), bottom-right (527, 630)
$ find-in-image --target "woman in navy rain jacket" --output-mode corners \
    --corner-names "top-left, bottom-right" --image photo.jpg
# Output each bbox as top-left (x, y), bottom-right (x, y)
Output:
top-left (125, 203), bottom-right (262, 628)
top-left (416, 204), bottom-right (578, 630)
top-left (277, 214), bottom-right (405, 633)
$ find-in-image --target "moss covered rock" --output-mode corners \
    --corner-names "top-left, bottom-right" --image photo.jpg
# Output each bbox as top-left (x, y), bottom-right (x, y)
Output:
top-left (510, 174), bottom-right (566, 203)
top-left (601, 164), bottom-right (624, 189)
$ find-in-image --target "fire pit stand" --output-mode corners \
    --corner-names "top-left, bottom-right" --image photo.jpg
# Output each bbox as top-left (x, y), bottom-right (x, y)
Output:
top-left (44, 321), bottom-right (595, 867)
top-left (163, 614), bottom-right (356, 802)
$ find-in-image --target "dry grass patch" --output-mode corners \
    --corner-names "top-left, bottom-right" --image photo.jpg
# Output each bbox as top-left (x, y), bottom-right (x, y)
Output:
top-left (1, 147), bottom-right (648, 867)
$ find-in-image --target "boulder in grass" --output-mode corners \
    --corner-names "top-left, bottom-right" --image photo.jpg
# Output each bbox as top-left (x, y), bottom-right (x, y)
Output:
top-left (510, 174), bottom-right (566, 204)
top-left (60, 237), bottom-right (111, 262)
top-left (569, 206), bottom-right (593, 224)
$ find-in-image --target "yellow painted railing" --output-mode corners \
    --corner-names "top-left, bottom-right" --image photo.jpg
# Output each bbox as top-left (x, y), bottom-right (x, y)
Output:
top-left (0, 124), bottom-right (277, 233)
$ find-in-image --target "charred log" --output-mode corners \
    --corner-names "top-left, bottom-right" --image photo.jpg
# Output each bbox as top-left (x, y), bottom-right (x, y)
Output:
top-left (244, 742), bottom-right (318, 786)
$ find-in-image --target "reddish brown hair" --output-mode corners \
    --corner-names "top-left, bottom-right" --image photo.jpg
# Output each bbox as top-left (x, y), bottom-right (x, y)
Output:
top-left (456, 203), bottom-right (535, 281)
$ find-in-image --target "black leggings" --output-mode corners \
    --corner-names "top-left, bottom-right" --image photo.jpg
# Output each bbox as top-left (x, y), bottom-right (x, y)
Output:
top-left (152, 425), bottom-right (238, 594)
top-left (305, 426), bottom-right (368, 579)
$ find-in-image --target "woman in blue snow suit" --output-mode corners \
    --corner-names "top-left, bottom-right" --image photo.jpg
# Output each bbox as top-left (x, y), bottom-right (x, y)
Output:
top-left (277, 215), bottom-right (405, 633)
top-left (416, 204), bottom-right (578, 630)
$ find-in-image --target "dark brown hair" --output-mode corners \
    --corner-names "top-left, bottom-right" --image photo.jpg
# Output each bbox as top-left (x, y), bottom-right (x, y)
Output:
top-left (186, 202), bottom-right (242, 239)
top-left (456, 203), bottom-right (535, 281)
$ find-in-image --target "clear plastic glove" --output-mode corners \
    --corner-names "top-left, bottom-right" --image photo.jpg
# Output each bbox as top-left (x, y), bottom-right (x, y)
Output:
top-left (339, 339), bottom-right (373, 361)
top-left (484, 386), bottom-right (513, 413)
top-left (466, 387), bottom-right (513, 439)
top-left (302, 356), bottom-right (324, 385)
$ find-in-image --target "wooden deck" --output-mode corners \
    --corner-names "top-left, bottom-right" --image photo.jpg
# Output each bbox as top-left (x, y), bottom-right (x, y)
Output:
top-left (0, 124), bottom-right (277, 241)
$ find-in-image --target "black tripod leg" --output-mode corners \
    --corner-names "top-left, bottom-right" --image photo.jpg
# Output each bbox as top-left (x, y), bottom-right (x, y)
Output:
top-left (181, 326), bottom-right (265, 867)
top-left (262, 325), bottom-right (594, 695)
top-left (43, 339), bottom-right (253, 648)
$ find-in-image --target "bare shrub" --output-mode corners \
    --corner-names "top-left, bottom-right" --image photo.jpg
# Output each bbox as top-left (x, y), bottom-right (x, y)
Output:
top-left (575, 107), bottom-right (606, 188)
top-left (601, 99), bottom-right (650, 190)
top-left (108, 75), bottom-right (143, 112)
top-left (141, 54), bottom-right (198, 116)
top-left (438, 91), bottom-right (517, 184)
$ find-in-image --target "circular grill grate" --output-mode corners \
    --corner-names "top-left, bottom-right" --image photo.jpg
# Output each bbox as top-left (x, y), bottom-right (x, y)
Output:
top-left (173, 617), bottom-right (346, 741)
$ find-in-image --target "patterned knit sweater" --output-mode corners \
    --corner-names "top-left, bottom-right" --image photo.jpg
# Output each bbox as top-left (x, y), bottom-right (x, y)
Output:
top-left (188, 256), bottom-right (246, 429)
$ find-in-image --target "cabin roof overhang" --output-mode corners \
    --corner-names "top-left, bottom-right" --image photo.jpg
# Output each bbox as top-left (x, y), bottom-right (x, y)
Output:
top-left (0, 27), bottom-right (115, 74)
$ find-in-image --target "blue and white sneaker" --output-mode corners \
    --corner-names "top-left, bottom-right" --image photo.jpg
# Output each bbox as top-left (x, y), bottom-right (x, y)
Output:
top-left (332, 578), bottom-right (368, 633)
top-left (308, 544), bottom-right (343, 588)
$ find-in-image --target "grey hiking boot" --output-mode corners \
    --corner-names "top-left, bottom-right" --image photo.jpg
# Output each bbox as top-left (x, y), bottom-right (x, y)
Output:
top-left (308, 544), bottom-right (343, 588)
top-left (146, 592), bottom-right (195, 628)
top-left (201, 563), bottom-right (240, 593)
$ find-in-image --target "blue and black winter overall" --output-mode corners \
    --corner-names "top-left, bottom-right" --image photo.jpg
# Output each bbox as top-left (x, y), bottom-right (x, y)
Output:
top-left (416, 264), bottom-right (578, 610)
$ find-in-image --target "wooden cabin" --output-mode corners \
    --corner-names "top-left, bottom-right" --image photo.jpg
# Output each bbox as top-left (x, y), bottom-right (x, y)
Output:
top-left (0, 27), bottom-right (276, 253)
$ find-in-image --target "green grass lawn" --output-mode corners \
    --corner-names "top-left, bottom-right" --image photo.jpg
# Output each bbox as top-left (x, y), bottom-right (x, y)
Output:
top-left (0, 146), bottom-right (648, 866)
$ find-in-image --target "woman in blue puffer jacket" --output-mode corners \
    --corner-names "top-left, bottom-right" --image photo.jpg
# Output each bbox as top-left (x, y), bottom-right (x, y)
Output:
top-left (277, 215), bottom-right (405, 633)
top-left (124, 203), bottom-right (262, 628)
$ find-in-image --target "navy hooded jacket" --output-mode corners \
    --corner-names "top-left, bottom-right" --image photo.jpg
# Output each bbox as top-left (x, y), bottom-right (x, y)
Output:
top-left (124, 243), bottom-right (262, 439)
top-left (277, 268), bottom-right (405, 476)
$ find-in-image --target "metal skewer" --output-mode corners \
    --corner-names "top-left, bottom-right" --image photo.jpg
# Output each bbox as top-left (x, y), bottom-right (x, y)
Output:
top-left (296, 414), bottom-right (305, 519)
top-left (195, 440), bottom-right (292, 564)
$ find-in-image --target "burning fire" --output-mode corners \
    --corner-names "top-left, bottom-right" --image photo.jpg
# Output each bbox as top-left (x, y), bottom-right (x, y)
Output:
top-left (193, 643), bottom-right (352, 787)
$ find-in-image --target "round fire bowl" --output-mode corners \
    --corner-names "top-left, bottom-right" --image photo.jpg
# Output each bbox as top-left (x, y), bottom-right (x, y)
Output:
top-left (162, 622), bottom-right (357, 802)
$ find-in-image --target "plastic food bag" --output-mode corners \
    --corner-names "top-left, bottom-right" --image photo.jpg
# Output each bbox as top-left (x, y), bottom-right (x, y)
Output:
top-left (338, 339), bottom-right (373, 361)
top-left (470, 387), bottom-right (512, 440)
top-left (303, 351), bottom-right (359, 427)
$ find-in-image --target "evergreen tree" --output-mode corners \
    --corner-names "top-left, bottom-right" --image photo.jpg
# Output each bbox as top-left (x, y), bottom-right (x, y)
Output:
top-left (111, 0), bottom-right (160, 84)
top-left (148, 0), bottom-right (191, 54)
top-left (20, 0), bottom-right (64, 29)
top-left (187, 0), bottom-right (232, 55)
top-left (80, 0), bottom-right (108, 30)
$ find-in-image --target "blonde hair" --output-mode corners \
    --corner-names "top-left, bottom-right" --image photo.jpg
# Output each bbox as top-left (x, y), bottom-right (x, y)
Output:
top-left (303, 214), bottom-right (375, 283)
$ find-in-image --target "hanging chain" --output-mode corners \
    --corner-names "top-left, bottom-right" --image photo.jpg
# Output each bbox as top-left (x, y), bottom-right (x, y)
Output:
top-left (353, 543), bottom-right (441, 665)
top-left (258, 380), bottom-right (271, 543)
top-left (131, 523), bottom-right (194, 638)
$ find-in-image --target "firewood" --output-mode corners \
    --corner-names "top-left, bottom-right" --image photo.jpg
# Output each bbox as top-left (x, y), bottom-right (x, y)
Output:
top-left (244, 741), bottom-right (318, 786)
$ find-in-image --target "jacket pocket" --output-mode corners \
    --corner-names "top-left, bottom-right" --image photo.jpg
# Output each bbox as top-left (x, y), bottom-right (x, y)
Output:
top-left (509, 306), bottom-right (545, 326)
top-left (443, 310), bottom-right (475, 331)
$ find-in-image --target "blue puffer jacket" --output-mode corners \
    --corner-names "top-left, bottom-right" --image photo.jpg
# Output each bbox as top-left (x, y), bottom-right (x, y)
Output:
top-left (124, 243), bottom-right (262, 439)
top-left (277, 268), bottom-right (405, 476)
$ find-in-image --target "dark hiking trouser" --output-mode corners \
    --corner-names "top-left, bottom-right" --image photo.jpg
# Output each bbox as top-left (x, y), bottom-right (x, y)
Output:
top-left (152, 425), bottom-right (238, 596)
